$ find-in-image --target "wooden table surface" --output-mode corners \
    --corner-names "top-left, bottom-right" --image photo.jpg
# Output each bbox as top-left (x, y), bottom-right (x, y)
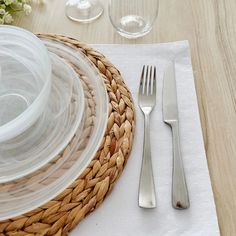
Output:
top-left (14, 0), bottom-right (236, 235)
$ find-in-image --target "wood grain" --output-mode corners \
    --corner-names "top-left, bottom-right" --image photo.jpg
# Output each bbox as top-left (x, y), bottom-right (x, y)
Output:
top-left (13, 0), bottom-right (236, 235)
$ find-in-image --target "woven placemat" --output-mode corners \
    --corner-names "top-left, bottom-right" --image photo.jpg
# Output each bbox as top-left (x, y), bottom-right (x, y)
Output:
top-left (0, 35), bottom-right (135, 236)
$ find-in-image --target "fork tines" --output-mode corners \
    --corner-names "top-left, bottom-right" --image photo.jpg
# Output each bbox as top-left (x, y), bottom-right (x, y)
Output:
top-left (139, 65), bottom-right (156, 96)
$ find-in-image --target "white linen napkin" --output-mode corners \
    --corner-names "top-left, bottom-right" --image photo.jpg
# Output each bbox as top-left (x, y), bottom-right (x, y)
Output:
top-left (71, 41), bottom-right (220, 236)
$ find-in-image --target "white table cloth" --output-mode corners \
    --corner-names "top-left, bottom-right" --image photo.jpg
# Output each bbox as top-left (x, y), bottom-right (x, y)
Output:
top-left (71, 41), bottom-right (220, 236)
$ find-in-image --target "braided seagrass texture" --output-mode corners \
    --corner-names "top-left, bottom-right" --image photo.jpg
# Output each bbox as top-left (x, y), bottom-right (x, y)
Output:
top-left (0, 35), bottom-right (135, 236)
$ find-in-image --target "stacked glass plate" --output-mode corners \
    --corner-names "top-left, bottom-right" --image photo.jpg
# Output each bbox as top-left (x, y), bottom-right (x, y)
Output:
top-left (0, 26), bottom-right (108, 220)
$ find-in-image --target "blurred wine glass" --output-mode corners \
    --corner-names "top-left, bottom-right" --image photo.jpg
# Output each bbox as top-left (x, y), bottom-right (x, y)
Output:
top-left (65, 0), bottom-right (103, 23)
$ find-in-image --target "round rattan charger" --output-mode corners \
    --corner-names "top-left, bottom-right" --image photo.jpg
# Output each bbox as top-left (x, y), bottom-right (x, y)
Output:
top-left (0, 35), bottom-right (135, 236)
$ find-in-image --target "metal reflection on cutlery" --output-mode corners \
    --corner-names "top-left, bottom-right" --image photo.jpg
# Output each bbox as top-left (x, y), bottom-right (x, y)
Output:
top-left (138, 65), bottom-right (157, 209)
top-left (163, 62), bottom-right (190, 210)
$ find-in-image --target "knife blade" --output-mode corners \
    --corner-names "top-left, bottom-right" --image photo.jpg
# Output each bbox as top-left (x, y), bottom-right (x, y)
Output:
top-left (163, 62), bottom-right (178, 123)
top-left (162, 62), bottom-right (190, 209)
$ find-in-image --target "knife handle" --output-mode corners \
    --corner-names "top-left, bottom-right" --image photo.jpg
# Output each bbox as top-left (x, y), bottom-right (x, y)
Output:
top-left (171, 121), bottom-right (190, 209)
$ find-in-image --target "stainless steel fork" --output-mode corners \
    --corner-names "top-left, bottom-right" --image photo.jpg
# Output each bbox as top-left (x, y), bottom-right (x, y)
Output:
top-left (138, 65), bottom-right (157, 208)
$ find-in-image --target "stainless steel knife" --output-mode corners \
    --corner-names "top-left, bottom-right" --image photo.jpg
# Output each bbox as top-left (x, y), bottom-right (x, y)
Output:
top-left (163, 62), bottom-right (190, 209)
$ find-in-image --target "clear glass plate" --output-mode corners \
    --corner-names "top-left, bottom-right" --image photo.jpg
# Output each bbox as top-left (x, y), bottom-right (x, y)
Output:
top-left (0, 37), bottom-right (108, 220)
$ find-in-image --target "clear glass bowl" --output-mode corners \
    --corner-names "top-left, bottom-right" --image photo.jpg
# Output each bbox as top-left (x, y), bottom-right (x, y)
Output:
top-left (0, 26), bottom-right (52, 142)
top-left (0, 50), bottom-right (85, 183)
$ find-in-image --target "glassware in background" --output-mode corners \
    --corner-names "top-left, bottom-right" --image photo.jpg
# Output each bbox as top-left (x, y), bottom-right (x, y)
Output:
top-left (108, 0), bottom-right (159, 39)
top-left (65, 0), bottom-right (103, 23)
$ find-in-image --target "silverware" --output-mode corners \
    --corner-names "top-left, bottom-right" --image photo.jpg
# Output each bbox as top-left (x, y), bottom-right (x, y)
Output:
top-left (163, 62), bottom-right (190, 209)
top-left (138, 65), bottom-right (157, 209)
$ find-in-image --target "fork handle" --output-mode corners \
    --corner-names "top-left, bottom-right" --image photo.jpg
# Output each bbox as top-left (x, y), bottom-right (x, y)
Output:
top-left (171, 121), bottom-right (190, 209)
top-left (138, 114), bottom-right (156, 208)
